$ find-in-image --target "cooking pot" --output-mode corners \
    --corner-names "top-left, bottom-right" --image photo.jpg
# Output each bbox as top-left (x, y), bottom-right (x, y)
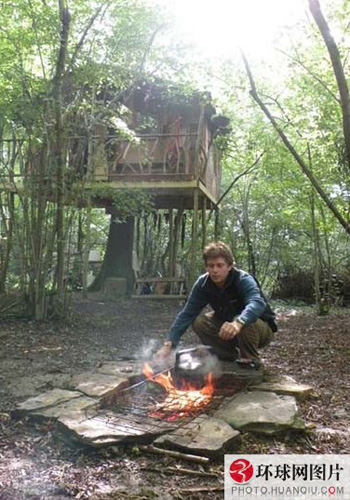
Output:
top-left (173, 345), bottom-right (215, 389)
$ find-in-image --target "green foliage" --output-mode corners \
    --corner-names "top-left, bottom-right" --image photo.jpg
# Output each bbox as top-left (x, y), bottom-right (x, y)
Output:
top-left (88, 185), bottom-right (153, 220)
top-left (1, 0), bottom-right (350, 312)
top-left (211, 11), bottom-right (350, 294)
top-left (0, 0), bottom-right (193, 317)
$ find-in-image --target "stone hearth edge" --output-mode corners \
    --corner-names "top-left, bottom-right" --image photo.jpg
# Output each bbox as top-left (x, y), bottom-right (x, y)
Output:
top-left (11, 360), bottom-right (313, 457)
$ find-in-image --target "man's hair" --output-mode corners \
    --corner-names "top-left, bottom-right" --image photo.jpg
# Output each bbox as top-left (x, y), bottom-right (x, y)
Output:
top-left (202, 241), bottom-right (235, 266)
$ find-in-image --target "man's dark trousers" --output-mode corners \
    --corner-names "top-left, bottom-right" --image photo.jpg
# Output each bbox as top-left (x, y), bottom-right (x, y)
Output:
top-left (192, 312), bottom-right (274, 361)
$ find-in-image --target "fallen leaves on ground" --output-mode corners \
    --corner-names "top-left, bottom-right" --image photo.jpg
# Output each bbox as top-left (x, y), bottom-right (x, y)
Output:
top-left (0, 299), bottom-right (349, 499)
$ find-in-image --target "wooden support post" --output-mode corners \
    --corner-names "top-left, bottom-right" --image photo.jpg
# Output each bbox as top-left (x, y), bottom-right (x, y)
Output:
top-left (189, 189), bottom-right (199, 286)
top-left (202, 197), bottom-right (207, 250)
top-left (136, 216), bottom-right (141, 262)
top-left (214, 207), bottom-right (220, 241)
top-left (194, 105), bottom-right (205, 181)
top-left (169, 208), bottom-right (174, 277)
top-left (173, 207), bottom-right (184, 270)
top-left (141, 213), bottom-right (148, 271)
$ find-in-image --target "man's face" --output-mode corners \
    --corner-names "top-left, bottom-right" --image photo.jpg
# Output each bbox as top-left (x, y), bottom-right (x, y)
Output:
top-left (205, 257), bottom-right (232, 287)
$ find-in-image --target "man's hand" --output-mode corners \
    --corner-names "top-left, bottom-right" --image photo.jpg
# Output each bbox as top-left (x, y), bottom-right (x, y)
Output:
top-left (153, 341), bottom-right (174, 366)
top-left (219, 320), bottom-right (244, 341)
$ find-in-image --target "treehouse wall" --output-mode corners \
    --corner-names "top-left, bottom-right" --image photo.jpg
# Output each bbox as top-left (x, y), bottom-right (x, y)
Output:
top-left (3, 88), bottom-right (224, 211)
top-left (70, 92), bottom-right (224, 210)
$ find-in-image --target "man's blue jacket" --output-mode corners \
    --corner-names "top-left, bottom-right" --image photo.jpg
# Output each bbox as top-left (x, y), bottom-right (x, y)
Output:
top-left (168, 268), bottom-right (277, 346)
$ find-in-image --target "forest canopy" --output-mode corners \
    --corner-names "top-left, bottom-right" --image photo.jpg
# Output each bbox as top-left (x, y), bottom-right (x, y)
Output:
top-left (0, 0), bottom-right (349, 318)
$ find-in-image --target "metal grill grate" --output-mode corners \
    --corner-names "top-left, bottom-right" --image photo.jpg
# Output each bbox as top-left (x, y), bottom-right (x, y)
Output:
top-left (84, 372), bottom-right (248, 441)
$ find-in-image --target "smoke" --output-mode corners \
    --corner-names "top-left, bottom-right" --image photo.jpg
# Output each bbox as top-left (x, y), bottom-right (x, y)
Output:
top-left (176, 345), bottom-right (221, 377)
top-left (137, 338), bottom-right (159, 361)
top-left (135, 340), bottom-right (223, 375)
top-left (134, 338), bottom-right (177, 370)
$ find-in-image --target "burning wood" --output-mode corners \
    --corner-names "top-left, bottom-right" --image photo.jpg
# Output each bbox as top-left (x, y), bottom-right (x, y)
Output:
top-left (142, 362), bottom-right (215, 421)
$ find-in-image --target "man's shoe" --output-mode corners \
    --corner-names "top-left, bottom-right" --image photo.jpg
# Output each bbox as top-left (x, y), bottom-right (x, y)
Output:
top-left (236, 358), bottom-right (261, 370)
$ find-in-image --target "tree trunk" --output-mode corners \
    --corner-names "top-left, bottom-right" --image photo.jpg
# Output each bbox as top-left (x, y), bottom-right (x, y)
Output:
top-left (241, 188), bottom-right (256, 276)
top-left (0, 193), bottom-right (13, 294)
top-left (173, 208), bottom-right (184, 266)
top-left (242, 51), bottom-right (350, 235)
top-left (308, 0), bottom-right (350, 172)
top-left (141, 213), bottom-right (149, 273)
top-left (90, 214), bottom-right (135, 294)
top-left (202, 197), bottom-right (207, 250)
top-left (82, 202), bottom-right (91, 298)
top-left (310, 192), bottom-right (327, 314)
top-left (52, 2), bottom-right (70, 315)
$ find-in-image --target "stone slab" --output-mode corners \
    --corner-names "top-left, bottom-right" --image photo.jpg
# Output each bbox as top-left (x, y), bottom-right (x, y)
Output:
top-left (14, 389), bottom-right (82, 412)
top-left (214, 391), bottom-right (305, 435)
top-left (28, 395), bottom-right (97, 419)
top-left (58, 415), bottom-right (141, 447)
top-left (8, 373), bottom-right (72, 398)
top-left (96, 361), bottom-right (143, 378)
top-left (154, 414), bottom-right (240, 458)
top-left (68, 372), bottom-right (131, 398)
top-left (250, 375), bottom-right (313, 399)
top-left (58, 410), bottom-right (176, 447)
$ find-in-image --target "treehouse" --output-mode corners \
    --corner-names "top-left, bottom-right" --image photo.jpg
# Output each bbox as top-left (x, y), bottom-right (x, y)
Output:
top-left (0, 84), bottom-right (230, 299)
top-left (76, 84), bottom-right (230, 296)
top-left (76, 83), bottom-right (229, 210)
top-left (44, 84), bottom-right (229, 298)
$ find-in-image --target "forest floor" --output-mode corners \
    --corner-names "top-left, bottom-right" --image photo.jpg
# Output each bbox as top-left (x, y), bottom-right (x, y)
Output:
top-left (0, 296), bottom-right (349, 500)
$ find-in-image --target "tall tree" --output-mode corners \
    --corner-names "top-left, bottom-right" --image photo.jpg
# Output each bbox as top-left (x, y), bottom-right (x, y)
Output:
top-left (0, 0), bottom-right (187, 317)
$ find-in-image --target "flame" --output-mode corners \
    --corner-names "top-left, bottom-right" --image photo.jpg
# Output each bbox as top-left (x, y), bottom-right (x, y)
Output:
top-left (142, 362), bottom-right (214, 419)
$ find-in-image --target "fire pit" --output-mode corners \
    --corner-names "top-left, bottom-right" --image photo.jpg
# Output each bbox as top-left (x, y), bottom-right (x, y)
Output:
top-left (13, 357), bottom-right (259, 451)
top-left (89, 361), bottom-right (249, 444)
top-left (13, 356), bottom-right (308, 455)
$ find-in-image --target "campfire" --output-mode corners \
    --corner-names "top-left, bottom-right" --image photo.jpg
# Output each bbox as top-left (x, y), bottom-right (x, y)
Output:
top-left (142, 362), bottom-right (215, 421)
top-left (89, 351), bottom-right (249, 445)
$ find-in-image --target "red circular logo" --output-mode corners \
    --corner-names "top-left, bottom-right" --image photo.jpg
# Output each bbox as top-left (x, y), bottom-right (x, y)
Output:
top-left (229, 459), bottom-right (254, 483)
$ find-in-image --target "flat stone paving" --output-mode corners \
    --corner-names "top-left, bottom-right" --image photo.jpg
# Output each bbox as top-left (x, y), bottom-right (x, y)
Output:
top-left (249, 374), bottom-right (313, 399)
top-left (12, 361), bottom-right (311, 455)
top-left (155, 414), bottom-right (241, 458)
top-left (214, 391), bottom-right (306, 435)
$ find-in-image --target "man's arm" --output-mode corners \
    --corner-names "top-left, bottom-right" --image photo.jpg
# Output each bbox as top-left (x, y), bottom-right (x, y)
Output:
top-left (155, 276), bottom-right (209, 359)
top-left (219, 273), bottom-right (266, 341)
top-left (236, 273), bottom-right (266, 325)
top-left (168, 279), bottom-right (208, 346)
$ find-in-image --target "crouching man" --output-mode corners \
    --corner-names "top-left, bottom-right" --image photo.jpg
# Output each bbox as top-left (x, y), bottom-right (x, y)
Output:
top-left (154, 241), bottom-right (277, 367)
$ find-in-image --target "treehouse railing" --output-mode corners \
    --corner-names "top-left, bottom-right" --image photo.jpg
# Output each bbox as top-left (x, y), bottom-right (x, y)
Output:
top-left (0, 134), bottom-right (220, 200)
top-left (107, 133), bottom-right (202, 177)
top-left (75, 133), bottom-right (220, 197)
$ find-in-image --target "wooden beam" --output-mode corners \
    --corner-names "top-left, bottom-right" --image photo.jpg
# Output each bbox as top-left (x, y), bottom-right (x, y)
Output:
top-left (169, 208), bottom-right (174, 277)
top-left (202, 196), bottom-right (207, 249)
top-left (189, 189), bottom-right (199, 286)
top-left (214, 207), bottom-right (220, 240)
top-left (194, 104), bottom-right (205, 182)
top-left (135, 277), bottom-right (184, 283)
